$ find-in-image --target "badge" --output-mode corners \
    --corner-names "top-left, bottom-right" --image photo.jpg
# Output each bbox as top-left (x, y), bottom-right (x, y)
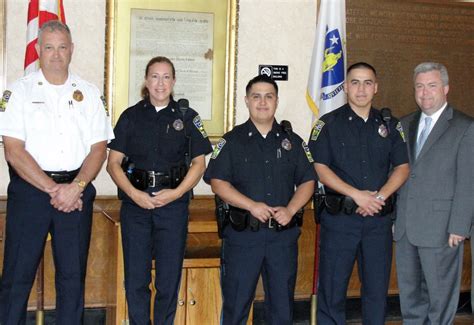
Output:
top-left (100, 95), bottom-right (109, 116)
top-left (281, 138), bottom-right (292, 151)
top-left (396, 122), bottom-right (406, 142)
top-left (302, 141), bottom-right (314, 163)
top-left (378, 124), bottom-right (388, 138)
top-left (211, 138), bottom-right (226, 159)
top-left (0, 90), bottom-right (12, 112)
top-left (73, 90), bottom-right (84, 102)
top-left (173, 119), bottom-right (184, 131)
top-left (311, 120), bottom-right (325, 141)
top-left (193, 115), bottom-right (208, 138)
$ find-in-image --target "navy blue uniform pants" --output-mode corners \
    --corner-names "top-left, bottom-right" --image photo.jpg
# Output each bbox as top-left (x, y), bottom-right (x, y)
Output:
top-left (0, 175), bottom-right (95, 325)
top-left (120, 200), bottom-right (188, 325)
top-left (220, 226), bottom-right (300, 325)
top-left (317, 212), bottom-right (392, 325)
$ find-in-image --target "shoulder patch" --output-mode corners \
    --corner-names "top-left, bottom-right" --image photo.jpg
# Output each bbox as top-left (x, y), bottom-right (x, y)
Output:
top-left (193, 115), bottom-right (208, 138)
top-left (310, 120), bottom-right (325, 141)
top-left (302, 141), bottom-right (314, 163)
top-left (0, 90), bottom-right (12, 112)
top-left (211, 138), bottom-right (226, 159)
top-left (100, 95), bottom-right (110, 117)
top-left (396, 122), bottom-right (406, 142)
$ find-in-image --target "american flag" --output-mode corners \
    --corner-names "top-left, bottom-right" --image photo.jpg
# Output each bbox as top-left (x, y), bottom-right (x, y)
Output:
top-left (24, 0), bottom-right (66, 75)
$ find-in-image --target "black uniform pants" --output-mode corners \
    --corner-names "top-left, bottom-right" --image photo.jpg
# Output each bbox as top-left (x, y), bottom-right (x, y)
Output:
top-left (0, 175), bottom-right (95, 325)
top-left (220, 226), bottom-right (300, 325)
top-left (120, 199), bottom-right (188, 325)
top-left (317, 211), bottom-right (392, 325)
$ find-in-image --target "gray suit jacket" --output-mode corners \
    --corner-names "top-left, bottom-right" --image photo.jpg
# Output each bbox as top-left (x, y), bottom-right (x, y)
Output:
top-left (394, 104), bottom-right (474, 247)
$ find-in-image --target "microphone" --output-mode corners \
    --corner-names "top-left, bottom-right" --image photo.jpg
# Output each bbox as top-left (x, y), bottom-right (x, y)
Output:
top-left (380, 107), bottom-right (392, 123)
top-left (281, 120), bottom-right (293, 135)
top-left (177, 98), bottom-right (189, 118)
top-left (380, 107), bottom-right (392, 134)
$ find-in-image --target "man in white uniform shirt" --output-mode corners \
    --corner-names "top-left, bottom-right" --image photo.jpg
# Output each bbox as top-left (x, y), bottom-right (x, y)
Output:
top-left (0, 20), bottom-right (113, 324)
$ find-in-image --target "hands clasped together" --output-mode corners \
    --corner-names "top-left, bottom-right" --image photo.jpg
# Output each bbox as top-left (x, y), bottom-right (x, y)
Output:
top-left (46, 183), bottom-right (83, 213)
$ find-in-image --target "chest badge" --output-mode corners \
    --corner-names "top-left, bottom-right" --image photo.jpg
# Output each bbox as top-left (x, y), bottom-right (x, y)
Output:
top-left (173, 119), bottom-right (184, 131)
top-left (378, 124), bottom-right (388, 138)
top-left (281, 138), bottom-right (292, 151)
top-left (73, 90), bottom-right (84, 102)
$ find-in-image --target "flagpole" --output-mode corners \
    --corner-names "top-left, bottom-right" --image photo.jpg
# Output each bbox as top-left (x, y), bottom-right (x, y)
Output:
top-left (307, 1), bottom-right (346, 324)
top-left (310, 224), bottom-right (320, 325)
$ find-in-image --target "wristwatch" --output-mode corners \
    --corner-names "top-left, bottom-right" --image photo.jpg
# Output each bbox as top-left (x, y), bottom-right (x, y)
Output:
top-left (74, 178), bottom-right (87, 189)
top-left (375, 193), bottom-right (385, 201)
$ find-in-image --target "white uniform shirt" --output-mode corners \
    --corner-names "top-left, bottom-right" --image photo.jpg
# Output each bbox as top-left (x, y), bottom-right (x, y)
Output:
top-left (0, 70), bottom-right (114, 171)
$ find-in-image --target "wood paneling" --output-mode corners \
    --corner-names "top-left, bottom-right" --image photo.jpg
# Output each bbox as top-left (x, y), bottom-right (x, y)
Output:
top-left (346, 0), bottom-right (474, 119)
top-left (0, 196), bottom-right (472, 312)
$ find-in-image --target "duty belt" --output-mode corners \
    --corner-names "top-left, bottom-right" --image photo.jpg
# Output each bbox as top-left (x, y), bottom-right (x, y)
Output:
top-left (228, 206), bottom-right (303, 232)
top-left (44, 168), bottom-right (80, 184)
top-left (260, 217), bottom-right (299, 230)
top-left (324, 192), bottom-right (394, 216)
top-left (127, 166), bottom-right (187, 190)
top-left (147, 171), bottom-right (170, 188)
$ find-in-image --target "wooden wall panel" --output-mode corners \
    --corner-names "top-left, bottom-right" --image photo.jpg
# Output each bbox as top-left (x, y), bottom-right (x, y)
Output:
top-left (346, 0), bottom-right (474, 119)
top-left (0, 197), bottom-right (472, 308)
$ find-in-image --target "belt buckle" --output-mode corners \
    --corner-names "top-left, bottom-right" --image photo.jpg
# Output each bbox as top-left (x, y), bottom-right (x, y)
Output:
top-left (148, 171), bottom-right (156, 188)
top-left (268, 217), bottom-right (274, 229)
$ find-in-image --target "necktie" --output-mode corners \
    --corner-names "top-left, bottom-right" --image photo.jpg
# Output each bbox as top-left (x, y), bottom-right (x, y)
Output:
top-left (416, 116), bottom-right (432, 158)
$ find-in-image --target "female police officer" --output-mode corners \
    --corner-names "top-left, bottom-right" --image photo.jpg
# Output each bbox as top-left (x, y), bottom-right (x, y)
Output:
top-left (107, 56), bottom-right (212, 324)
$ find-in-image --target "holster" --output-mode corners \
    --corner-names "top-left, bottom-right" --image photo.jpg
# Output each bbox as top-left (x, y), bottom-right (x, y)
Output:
top-left (214, 196), bottom-right (230, 238)
top-left (229, 207), bottom-right (250, 232)
top-left (313, 192), bottom-right (326, 224)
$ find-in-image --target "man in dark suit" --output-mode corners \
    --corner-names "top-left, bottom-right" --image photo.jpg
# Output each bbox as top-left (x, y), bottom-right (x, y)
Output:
top-left (394, 62), bottom-right (474, 324)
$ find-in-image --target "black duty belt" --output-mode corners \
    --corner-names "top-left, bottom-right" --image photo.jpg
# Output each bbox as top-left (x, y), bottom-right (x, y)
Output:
top-left (128, 170), bottom-right (170, 190)
top-left (228, 206), bottom-right (302, 232)
top-left (147, 171), bottom-right (170, 188)
top-left (324, 192), bottom-right (394, 216)
top-left (43, 168), bottom-right (80, 184)
top-left (260, 217), bottom-right (299, 230)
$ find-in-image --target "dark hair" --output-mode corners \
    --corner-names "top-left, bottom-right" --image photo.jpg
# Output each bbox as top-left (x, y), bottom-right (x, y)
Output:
top-left (347, 62), bottom-right (377, 76)
top-left (245, 75), bottom-right (278, 96)
top-left (141, 56), bottom-right (176, 99)
top-left (38, 20), bottom-right (71, 45)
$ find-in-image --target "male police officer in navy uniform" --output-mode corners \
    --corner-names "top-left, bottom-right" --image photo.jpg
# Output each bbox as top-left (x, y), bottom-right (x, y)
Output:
top-left (0, 21), bottom-right (113, 324)
top-left (204, 75), bottom-right (316, 324)
top-left (308, 62), bottom-right (409, 324)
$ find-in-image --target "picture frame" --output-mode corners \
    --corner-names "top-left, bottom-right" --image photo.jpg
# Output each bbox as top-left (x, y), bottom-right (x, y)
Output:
top-left (0, 0), bottom-right (6, 94)
top-left (105, 0), bottom-right (239, 141)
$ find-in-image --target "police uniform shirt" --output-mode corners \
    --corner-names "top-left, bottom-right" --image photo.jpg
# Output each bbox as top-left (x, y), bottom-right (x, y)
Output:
top-left (204, 119), bottom-right (316, 207)
top-left (308, 104), bottom-right (408, 191)
top-left (108, 98), bottom-right (212, 172)
top-left (0, 70), bottom-right (114, 171)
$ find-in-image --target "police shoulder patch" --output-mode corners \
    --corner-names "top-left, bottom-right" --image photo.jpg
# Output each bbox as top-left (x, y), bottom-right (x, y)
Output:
top-left (396, 122), bottom-right (406, 142)
top-left (211, 138), bottom-right (226, 159)
top-left (302, 141), bottom-right (314, 163)
top-left (100, 95), bottom-right (110, 117)
top-left (311, 120), bottom-right (325, 141)
top-left (193, 115), bottom-right (208, 138)
top-left (0, 90), bottom-right (12, 112)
